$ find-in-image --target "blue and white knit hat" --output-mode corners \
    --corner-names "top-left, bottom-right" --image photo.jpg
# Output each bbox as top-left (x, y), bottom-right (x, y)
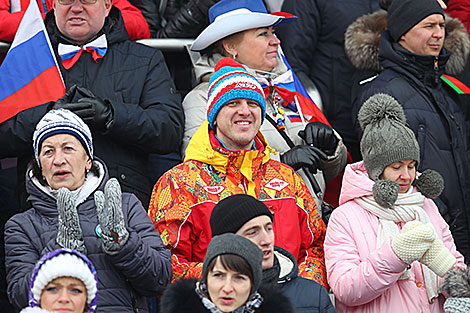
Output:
top-left (28, 248), bottom-right (98, 313)
top-left (207, 58), bottom-right (266, 129)
top-left (33, 109), bottom-right (93, 167)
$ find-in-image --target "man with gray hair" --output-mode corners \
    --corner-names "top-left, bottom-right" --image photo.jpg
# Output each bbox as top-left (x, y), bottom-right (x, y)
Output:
top-left (354, 0), bottom-right (470, 260)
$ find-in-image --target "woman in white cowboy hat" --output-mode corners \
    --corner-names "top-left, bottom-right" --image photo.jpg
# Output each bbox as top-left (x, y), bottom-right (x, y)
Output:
top-left (182, 0), bottom-right (347, 210)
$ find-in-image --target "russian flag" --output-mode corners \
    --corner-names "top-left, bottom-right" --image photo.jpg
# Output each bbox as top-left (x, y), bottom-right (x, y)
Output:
top-left (0, 0), bottom-right (65, 123)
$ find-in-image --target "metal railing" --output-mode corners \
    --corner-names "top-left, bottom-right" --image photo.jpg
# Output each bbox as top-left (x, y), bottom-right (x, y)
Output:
top-left (0, 38), bottom-right (194, 53)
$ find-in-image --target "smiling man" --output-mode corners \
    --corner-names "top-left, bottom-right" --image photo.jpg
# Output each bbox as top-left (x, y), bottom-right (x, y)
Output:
top-left (149, 57), bottom-right (328, 289)
top-left (355, 0), bottom-right (470, 260)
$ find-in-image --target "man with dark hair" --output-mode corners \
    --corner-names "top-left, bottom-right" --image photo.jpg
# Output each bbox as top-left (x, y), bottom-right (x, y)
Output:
top-left (355, 0), bottom-right (470, 260)
top-left (210, 194), bottom-right (336, 313)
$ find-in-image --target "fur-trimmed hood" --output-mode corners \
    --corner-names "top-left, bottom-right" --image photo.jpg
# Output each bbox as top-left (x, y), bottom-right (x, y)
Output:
top-left (345, 10), bottom-right (470, 74)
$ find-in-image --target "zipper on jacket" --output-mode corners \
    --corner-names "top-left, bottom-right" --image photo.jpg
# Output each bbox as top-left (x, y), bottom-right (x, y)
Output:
top-left (434, 56), bottom-right (439, 85)
top-left (449, 113), bottom-right (461, 130)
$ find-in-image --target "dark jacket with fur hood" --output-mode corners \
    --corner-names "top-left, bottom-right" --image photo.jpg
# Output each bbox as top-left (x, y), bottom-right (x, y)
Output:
top-left (347, 10), bottom-right (470, 261)
top-left (159, 279), bottom-right (294, 313)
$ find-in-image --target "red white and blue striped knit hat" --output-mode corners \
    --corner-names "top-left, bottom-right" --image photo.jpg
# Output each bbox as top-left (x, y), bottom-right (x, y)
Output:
top-left (207, 58), bottom-right (266, 129)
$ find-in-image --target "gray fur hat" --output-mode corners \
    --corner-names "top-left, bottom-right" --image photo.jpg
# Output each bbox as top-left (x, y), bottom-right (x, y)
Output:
top-left (359, 93), bottom-right (444, 207)
top-left (202, 233), bottom-right (263, 292)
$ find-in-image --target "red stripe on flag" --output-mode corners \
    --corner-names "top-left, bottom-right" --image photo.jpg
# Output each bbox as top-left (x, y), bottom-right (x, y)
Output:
top-left (295, 92), bottom-right (330, 126)
top-left (0, 66), bottom-right (65, 123)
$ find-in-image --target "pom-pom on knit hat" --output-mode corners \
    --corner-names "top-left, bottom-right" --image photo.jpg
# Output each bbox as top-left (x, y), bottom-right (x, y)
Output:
top-left (358, 93), bottom-right (443, 207)
top-left (202, 233), bottom-right (263, 292)
top-left (207, 58), bottom-right (266, 129)
top-left (33, 109), bottom-right (93, 167)
top-left (210, 194), bottom-right (273, 236)
top-left (358, 93), bottom-right (420, 181)
top-left (29, 248), bottom-right (98, 313)
top-left (387, 0), bottom-right (444, 42)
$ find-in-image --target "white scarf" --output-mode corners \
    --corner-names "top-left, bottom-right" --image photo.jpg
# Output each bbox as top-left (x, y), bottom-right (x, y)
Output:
top-left (355, 189), bottom-right (439, 302)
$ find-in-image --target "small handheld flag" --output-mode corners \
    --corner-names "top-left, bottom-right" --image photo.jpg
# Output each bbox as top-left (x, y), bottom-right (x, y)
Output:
top-left (0, 0), bottom-right (65, 123)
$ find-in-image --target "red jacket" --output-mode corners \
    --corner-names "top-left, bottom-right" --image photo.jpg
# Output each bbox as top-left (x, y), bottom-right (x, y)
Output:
top-left (446, 0), bottom-right (470, 35)
top-left (148, 121), bottom-right (328, 288)
top-left (0, 0), bottom-right (149, 42)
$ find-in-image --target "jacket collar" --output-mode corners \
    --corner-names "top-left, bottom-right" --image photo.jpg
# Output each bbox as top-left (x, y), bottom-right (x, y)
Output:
top-left (274, 246), bottom-right (299, 284)
top-left (345, 10), bottom-right (470, 75)
top-left (185, 120), bottom-right (274, 195)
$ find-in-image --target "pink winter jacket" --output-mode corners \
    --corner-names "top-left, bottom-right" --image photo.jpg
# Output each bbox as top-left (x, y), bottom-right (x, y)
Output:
top-left (325, 162), bottom-right (465, 313)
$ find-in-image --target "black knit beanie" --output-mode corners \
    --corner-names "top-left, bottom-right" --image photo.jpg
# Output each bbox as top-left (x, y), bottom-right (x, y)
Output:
top-left (210, 194), bottom-right (273, 236)
top-left (388, 0), bottom-right (444, 42)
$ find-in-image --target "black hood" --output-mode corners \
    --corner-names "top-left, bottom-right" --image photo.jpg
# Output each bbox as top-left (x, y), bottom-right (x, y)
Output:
top-left (45, 6), bottom-right (129, 46)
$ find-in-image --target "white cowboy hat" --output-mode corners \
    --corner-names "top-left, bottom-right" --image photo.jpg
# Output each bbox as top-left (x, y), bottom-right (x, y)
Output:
top-left (191, 0), bottom-right (296, 52)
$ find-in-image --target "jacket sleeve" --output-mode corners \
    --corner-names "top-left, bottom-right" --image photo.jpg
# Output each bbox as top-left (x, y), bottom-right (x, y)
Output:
top-left (324, 205), bottom-right (408, 306)
top-left (0, 0), bottom-right (46, 42)
top-left (4, 213), bottom-right (58, 309)
top-left (107, 193), bottom-right (171, 295)
top-left (321, 129), bottom-right (348, 182)
top-left (112, 0), bottom-right (150, 40)
top-left (277, 0), bottom-right (321, 76)
top-left (148, 169), bottom-right (204, 282)
top-left (105, 48), bottom-right (184, 155)
top-left (293, 172), bottom-right (328, 289)
top-left (181, 85), bottom-right (208, 156)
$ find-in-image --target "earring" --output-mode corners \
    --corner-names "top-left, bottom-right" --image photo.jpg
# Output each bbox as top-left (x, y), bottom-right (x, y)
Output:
top-left (232, 54), bottom-right (236, 61)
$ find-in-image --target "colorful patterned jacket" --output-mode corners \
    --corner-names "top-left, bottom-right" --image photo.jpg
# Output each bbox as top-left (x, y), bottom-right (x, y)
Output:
top-left (149, 120), bottom-right (327, 288)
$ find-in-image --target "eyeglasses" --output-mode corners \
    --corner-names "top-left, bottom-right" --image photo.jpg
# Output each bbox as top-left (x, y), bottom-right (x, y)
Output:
top-left (56, 0), bottom-right (98, 5)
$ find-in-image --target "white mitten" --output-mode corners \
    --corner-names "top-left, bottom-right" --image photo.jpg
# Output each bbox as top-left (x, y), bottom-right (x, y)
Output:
top-left (419, 228), bottom-right (457, 277)
top-left (392, 221), bottom-right (435, 264)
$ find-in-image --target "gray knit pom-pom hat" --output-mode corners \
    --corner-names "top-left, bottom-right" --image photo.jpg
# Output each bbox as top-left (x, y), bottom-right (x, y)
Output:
top-left (358, 93), bottom-right (420, 181)
top-left (442, 268), bottom-right (470, 313)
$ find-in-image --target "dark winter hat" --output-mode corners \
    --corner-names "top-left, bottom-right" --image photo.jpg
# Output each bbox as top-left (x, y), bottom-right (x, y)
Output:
top-left (33, 109), bottom-right (93, 167)
top-left (202, 233), bottom-right (263, 291)
top-left (207, 58), bottom-right (266, 129)
top-left (210, 194), bottom-right (273, 236)
top-left (388, 0), bottom-right (444, 42)
top-left (359, 93), bottom-right (444, 207)
top-left (358, 93), bottom-right (419, 181)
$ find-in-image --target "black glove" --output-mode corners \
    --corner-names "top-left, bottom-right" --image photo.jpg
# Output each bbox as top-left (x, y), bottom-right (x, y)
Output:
top-left (51, 85), bottom-right (114, 132)
top-left (298, 122), bottom-right (338, 154)
top-left (280, 145), bottom-right (328, 174)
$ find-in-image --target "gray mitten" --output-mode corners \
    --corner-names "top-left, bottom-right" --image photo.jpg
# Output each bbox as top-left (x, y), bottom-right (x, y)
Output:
top-left (94, 178), bottom-right (129, 255)
top-left (56, 188), bottom-right (87, 253)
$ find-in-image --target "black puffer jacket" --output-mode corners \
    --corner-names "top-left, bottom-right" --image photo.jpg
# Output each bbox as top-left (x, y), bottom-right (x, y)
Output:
top-left (4, 159), bottom-right (172, 312)
top-left (0, 7), bottom-right (183, 207)
top-left (275, 247), bottom-right (336, 313)
top-left (159, 278), bottom-right (294, 313)
top-left (277, 0), bottom-right (380, 161)
top-left (353, 29), bottom-right (470, 261)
